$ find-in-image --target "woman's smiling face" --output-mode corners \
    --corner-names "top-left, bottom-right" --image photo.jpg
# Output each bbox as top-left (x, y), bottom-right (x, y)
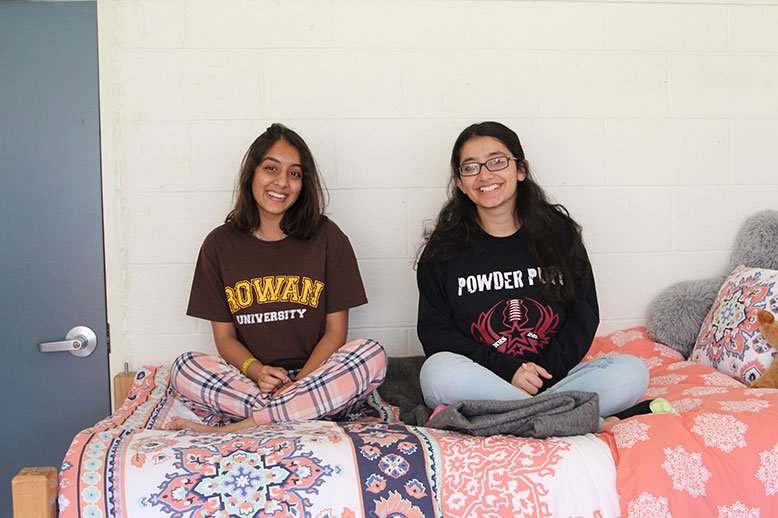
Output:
top-left (455, 136), bottom-right (525, 214)
top-left (252, 139), bottom-right (303, 222)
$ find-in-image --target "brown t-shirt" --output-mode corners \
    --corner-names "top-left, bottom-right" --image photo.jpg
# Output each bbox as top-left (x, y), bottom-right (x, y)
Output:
top-left (187, 218), bottom-right (367, 369)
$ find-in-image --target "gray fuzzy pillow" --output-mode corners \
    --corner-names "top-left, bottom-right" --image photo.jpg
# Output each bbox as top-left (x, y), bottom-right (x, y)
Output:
top-left (646, 277), bottom-right (725, 357)
top-left (731, 210), bottom-right (778, 271)
top-left (647, 209), bottom-right (778, 357)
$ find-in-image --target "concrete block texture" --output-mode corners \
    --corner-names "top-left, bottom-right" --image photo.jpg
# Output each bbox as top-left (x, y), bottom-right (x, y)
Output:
top-left (551, 186), bottom-right (672, 254)
top-left (97, 0), bottom-right (778, 372)
top-left (538, 53), bottom-right (668, 117)
top-left (123, 121), bottom-right (191, 192)
top-left (263, 51), bottom-right (403, 118)
top-left (188, 0), bottom-right (331, 49)
top-left (672, 187), bottom-right (778, 251)
top-left (730, 5), bottom-right (778, 52)
top-left (670, 55), bottom-right (778, 117)
top-left (127, 264), bottom-right (197, 335)
top-left (328, 189), bottom-right (408, 259)
top-left (603, 119), bottom-right (730, 186)
top-left (351, 259), bottom-right (418, 328)
top-left (603, 3), bottom-right (727, 51)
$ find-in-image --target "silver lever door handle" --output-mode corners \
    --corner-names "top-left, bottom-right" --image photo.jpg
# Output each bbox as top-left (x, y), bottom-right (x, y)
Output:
top-left (39, 338), bottom-right (85, 352)
top-left (38, 326), bottom-right (97, 357)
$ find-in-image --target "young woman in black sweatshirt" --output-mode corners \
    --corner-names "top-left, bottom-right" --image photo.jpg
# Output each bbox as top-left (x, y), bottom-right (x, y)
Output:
top-left (417, 121), bottom-right (649, 423)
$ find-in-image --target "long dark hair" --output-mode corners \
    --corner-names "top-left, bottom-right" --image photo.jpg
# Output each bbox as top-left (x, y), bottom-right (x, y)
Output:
top-left (419, 121), bottom-right (588, 304)
top-left (226, 123), bottom-right (326, 240)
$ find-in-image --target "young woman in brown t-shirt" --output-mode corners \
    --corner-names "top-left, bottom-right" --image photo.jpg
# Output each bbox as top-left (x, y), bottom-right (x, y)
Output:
top-left (168, 123), bottom-right (386, 432)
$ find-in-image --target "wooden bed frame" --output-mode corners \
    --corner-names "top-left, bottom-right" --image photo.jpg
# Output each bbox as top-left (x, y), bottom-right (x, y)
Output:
top-left (11, 372), bottom-right (137, 517)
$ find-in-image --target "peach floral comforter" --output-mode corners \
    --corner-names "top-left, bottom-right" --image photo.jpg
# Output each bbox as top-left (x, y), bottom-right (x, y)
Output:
top-left (588, 328), bottom-right (778, 517)
top-left (58, 327), bottom-right (777, 517)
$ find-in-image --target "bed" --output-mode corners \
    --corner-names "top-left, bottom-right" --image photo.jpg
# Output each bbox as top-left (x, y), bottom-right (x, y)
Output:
top-left (17, 327), bottom-right (778, 517)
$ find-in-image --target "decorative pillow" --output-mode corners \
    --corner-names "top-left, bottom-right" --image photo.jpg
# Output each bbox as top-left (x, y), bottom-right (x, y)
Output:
top-left (690, 265), bottom-right (778, 385)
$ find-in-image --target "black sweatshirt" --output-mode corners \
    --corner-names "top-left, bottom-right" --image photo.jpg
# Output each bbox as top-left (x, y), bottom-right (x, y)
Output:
top-left (416, 225), bottom-right (599, 391)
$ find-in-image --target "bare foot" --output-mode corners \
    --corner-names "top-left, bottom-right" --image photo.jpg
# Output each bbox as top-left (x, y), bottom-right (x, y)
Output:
top-left (601, 416), bottom-right (621, 432)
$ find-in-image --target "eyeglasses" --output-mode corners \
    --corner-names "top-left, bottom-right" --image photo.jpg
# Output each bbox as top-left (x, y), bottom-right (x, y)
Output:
top-left (458, 156), bottom-right (518, 177)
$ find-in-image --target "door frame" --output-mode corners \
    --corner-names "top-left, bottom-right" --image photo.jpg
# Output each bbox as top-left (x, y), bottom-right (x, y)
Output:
top-left (96, 0), bottom-right (125, 397)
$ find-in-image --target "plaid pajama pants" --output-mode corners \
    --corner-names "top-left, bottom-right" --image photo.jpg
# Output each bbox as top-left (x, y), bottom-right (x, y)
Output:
top-left (170, 338), bottom-right (387, 425)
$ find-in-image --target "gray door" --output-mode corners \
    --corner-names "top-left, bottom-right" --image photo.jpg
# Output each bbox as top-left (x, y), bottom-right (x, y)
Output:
top-left (0, 2), bottom-right (109, 514)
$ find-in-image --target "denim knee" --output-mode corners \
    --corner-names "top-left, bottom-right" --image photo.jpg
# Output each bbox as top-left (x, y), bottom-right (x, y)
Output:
top-left (608, 354), bottom-right (650, 406)
top-left (616, 354), bottom-right (649, 390)
top-left (419, 352), bottom-right (462, 407)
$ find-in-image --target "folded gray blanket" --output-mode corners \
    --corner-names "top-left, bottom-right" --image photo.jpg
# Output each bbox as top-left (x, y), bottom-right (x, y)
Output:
top-left (425, 390), bottom-right (599, 438)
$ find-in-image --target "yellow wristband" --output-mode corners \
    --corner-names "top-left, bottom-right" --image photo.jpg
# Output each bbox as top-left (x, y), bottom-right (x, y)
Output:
top-left (241, 357), bottom-right (258, 376)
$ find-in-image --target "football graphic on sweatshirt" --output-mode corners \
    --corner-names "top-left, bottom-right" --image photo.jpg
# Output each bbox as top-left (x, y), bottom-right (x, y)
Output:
top-left (470, 298), bottom-right (560, 356)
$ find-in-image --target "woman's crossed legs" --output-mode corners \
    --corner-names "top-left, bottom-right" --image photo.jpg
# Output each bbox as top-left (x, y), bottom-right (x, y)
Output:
top-left (169, 338), bottom-right (387, 432)
top-left (420, 351), bottom-right (649, 419)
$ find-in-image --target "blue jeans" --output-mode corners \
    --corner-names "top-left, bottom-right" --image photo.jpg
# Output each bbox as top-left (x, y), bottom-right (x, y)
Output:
top-left (420, 352), bottom-right (649, 418)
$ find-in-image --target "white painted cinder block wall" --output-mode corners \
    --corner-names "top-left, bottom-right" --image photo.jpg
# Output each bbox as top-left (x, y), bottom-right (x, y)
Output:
top-left (97, 0), bottom-right (778, 379)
